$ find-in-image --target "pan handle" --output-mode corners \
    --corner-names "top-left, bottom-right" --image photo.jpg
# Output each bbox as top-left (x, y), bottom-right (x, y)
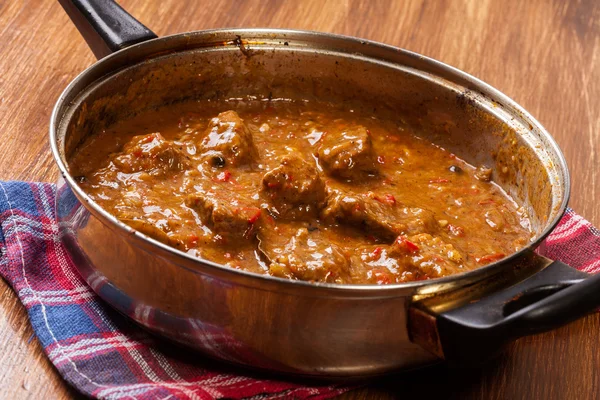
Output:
top-left (410, 257), bottom-right (600, 365)
top-left (58, 0), bottom-right (157, 59)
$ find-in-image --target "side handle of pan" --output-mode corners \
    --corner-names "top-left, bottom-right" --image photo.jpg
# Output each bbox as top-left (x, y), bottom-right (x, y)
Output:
top-left (410, 256), bottom-right (600, 365)
top-left (58, 0), bottom-right (157, 59)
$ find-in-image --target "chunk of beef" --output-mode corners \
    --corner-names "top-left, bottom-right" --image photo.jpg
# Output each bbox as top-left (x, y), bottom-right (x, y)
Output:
top-left (257, 223), bottom-right (351, 283)
top-left (113, 132), bottom-right (189, 176)
top-left (185, 192), bottom-right (262, 241)
top-left (121, 218), bottom-right (186, 250)
top-left (351, 234), bottom-right (464, 284)
top-left (261, 154), bottom-right (326, 219)
top-left (321, 189), bottom-right (437, 240)
top-left (317, 125), bottom-right (376, 179)
top-left (200, 110), bottom-right (258, 167)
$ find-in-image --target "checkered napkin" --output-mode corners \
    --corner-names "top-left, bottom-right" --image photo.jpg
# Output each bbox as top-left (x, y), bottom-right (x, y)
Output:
top-left (1, 181), bottom-right (599, 399)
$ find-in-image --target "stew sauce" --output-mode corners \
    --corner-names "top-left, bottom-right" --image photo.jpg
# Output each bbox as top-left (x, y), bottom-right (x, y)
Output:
top-left (70, 99), bottom-right (533, 284)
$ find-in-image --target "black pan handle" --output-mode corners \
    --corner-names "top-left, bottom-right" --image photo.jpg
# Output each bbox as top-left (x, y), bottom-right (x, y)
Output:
top-left (58, 0), bottom-right (157, 59)
top-left (410, 259), bottom-right (600, 365)
top-left (439, 260), bottom-right (599, 364)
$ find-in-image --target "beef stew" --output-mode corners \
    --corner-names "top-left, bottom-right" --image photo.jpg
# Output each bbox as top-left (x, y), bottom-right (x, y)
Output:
top-left (70, 99), bottom-right (532, 284)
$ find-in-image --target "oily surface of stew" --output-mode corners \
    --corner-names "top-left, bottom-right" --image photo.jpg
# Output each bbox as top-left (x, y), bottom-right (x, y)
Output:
top-left (70, 99), bottom-right (533, 284)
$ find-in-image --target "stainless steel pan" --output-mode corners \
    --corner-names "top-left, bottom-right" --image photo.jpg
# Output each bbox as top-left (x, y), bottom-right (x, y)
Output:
top-left (51, 0), bottom-right (600, 378)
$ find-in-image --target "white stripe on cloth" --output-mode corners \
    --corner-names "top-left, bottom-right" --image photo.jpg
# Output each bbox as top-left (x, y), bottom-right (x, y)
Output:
top-left (148, 348), bottom-right (206, 399)
top-left (96, 375), bottom-right (241, 399)
top-left (546, 218), bottom-right (590, 243)
top-left (1, 216), bottom-right (65, 241)
top-left (582, 259), bottom-right (600, 274)
top-left (149, 348), bottom-right (184, 382)
top-left (18, 285), bottom-right (90, 297)
top-left (50, 335), bottom-right (147, 364)
top-left (21, 290), bottom-right (95, 306)
top-left (547, 214), bottom-right (581, 237)
top-left (47, 333), bottom-right (150, 358)
top-left (112, 319), bottom-right (206, 400)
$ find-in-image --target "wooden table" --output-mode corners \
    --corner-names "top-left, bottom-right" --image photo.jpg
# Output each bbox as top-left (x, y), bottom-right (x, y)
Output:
top-left (1, 0), bottom-right (599, 398)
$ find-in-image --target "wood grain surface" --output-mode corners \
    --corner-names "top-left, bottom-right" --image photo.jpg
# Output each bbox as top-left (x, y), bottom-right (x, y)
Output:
top-left (0, 0), bottom-right (599, 399)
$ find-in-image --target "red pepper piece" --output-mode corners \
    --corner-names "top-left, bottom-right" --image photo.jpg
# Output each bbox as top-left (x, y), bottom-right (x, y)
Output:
top-left (476, 253), bottom-right (505, 264)
top-left (141, 134), bottom-right (156, 144)
top-left (395, 235), bottom-right (420, 253)
top-left (216, 170), bottom-right (232, 182)
top-left (370, 247), bottom-right (383, 258)
top-left (374, 194), bottom-right (396, 206)
top-left (373, 268), bottom-right (392, 284)
top-left (188, 234), bottom-right (199, 246)
top-left (478, 199), bottom-right (495, 205)
top-left (447, 224), bottom-right (465, 237)
top-left (247, 208), bottom-right (262, 224)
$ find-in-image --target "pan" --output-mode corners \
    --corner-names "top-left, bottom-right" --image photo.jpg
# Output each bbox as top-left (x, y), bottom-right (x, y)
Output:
top-left (51, 0), bottom-right (600, 377)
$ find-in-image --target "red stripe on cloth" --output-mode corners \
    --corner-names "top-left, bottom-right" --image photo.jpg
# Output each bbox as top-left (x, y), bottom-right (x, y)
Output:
top-left (541, 209), bottom-right (600, 274)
